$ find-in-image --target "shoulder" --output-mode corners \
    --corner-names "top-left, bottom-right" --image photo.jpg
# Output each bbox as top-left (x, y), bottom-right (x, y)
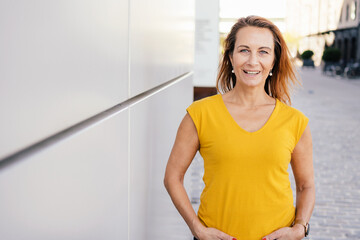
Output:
top-left (186, 94), bottom-right (220, 126)
top-left (277, 100), bottom-right (308, 120)
top-left (277, 100), bottom-right (309, 140)
top-left (187, 94), bottom-right (220, 110)
top-left (185, 94), bottom-right (219, 138)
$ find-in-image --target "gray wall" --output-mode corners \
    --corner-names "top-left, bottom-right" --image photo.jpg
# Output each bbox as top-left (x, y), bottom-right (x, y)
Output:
top-left (0, 0), bottom-right (194, 239)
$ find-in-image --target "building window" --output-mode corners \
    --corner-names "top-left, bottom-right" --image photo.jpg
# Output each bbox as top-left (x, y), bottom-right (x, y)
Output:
top-left (340, 11), bottom-right (342, 22)
top-left (351, 37), bottom-right (357, 60)
top-left (351, 0), bottom-right (357, 20)
top-left (338, 40), bottom-right (342, 51)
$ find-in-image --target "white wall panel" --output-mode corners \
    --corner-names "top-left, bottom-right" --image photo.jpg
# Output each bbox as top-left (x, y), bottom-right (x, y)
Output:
top-left (129, 0), bottom-right (194, 97)
top-left (129, 77), bottom-right (193, 239)
top-left (0, 111), bottom-right (129, 240)
top-left (0, 0), bottom-right (128, 159)
top-left (194, 0), bottom-right (219, 87)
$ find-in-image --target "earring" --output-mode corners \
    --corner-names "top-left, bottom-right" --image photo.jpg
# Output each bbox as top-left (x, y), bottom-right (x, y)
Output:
top-left (269, 70), bottom-right (273, 76)
top-left (232, 69), bottom-right (234, 73)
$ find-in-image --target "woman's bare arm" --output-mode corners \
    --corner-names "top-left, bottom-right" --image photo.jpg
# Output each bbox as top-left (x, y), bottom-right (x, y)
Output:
top-left (291, 125), bottom-right (315, 232)
top-left (264, 125), bottom-right (315, 240)
top-left (164, 113), bottom-right (236, 240)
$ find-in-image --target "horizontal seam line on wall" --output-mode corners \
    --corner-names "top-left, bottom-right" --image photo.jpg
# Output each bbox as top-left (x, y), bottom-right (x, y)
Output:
top-left (0, 71), bottom-right (193, 169)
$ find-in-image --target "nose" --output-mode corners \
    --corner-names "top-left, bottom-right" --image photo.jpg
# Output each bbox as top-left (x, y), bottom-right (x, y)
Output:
top-left (247, 52), bottom-right (259, 66)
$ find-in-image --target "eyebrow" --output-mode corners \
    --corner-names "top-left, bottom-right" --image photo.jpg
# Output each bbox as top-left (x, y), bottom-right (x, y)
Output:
top-left (237, 45), bottom-right (272, 50)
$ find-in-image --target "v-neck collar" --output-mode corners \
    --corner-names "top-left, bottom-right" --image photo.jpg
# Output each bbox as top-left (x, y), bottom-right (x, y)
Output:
top-left (217, 94), bottom-right (279, 135)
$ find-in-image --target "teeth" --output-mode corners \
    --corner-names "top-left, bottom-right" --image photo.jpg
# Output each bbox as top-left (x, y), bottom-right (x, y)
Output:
top-left (244, 70), bottom-right (260, 74)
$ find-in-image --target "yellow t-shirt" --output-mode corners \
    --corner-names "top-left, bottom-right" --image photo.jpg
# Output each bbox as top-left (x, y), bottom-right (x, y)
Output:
top-left (186, 94), bottom-right (309, 240)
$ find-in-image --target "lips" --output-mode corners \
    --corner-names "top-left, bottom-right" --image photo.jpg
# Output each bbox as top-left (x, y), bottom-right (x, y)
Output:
top-left (243, 70), bottom-right (260, 75)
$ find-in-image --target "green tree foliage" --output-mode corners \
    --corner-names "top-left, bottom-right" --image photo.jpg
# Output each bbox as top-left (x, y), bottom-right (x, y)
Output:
top-left (322, 48), bottom-right (341, 62)
top-left (301, 50), bottom-right (314, 60)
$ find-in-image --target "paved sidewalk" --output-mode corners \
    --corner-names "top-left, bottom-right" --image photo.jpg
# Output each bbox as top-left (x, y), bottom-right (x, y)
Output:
top-left (189, 68), bottom-right (360, 240)
top-left (291, 68), bottom-right (360, 240)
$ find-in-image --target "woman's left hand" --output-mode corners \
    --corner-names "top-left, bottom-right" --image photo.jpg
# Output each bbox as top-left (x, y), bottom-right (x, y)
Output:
top-left (262, 224), bottom-right (304, 240)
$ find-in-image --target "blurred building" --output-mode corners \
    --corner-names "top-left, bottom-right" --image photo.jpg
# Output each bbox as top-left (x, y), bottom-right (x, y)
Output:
top-left (331, 0), bottom-right (359, 65)
top-left (286, 0), bottom-right (360, 66)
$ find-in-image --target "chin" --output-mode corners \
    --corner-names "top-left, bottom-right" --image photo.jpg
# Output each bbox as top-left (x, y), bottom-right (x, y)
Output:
top-left (239, 79), bottom-right (264, 88)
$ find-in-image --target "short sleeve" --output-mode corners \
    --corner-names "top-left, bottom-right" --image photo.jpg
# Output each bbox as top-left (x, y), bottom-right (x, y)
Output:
top-left (186, 101), bottom-right (201, 138)
top-left (294, 111), bottom-right (309, 147)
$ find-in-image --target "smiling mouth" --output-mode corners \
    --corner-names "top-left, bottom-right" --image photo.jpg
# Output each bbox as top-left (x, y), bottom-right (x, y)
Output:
top-left (243, 70), bottom-right (260, 75)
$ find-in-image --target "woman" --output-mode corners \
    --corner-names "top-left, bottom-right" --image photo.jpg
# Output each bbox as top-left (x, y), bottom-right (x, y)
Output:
top-left (164, 16), bottom-right (315, 240)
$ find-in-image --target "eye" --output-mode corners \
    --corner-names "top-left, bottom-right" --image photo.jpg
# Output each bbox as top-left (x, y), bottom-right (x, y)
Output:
top-left (239, 49), bottom-right (249, 53)
top-left (260, 50), bottom-right (269, 54)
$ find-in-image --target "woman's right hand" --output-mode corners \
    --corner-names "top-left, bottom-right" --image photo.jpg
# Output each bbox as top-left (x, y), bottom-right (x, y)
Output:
top-left (195, 227), bottom-right (237, 240)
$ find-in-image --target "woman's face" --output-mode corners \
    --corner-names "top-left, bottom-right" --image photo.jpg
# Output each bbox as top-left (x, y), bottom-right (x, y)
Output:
top-left (230, 26), bottom-right (275, 89)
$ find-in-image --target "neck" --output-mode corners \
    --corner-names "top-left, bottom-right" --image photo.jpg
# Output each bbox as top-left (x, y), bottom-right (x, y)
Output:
top-left (228, 85), bottom-right (274, 107)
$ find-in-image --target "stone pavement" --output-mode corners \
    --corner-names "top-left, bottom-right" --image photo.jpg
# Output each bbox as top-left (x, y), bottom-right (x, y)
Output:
top-left (291, 68), bottom-right (360, 240)
top-left (188, 68), bottom-right (360, 240)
